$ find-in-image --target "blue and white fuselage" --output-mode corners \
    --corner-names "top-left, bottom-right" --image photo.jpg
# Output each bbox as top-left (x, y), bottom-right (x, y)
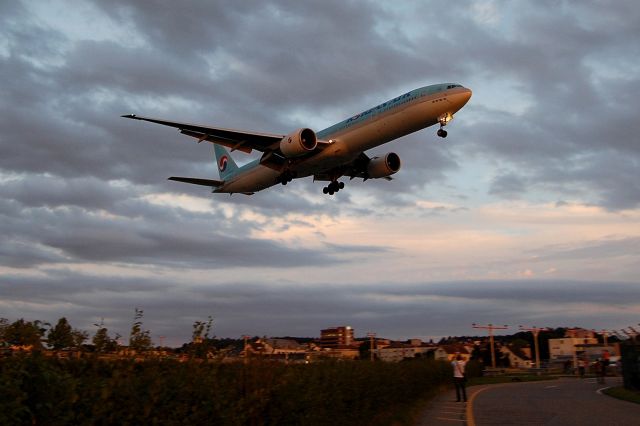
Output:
top-left (123, 83), bottom-right (472, 195)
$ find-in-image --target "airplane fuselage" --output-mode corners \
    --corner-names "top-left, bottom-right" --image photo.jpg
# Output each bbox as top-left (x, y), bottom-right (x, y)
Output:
top-left (216, 83), bottom-right (471, 194)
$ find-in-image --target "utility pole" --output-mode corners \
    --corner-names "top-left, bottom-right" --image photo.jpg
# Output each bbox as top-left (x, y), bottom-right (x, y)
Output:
top-left (519, 326), bottom-right (549, 369)
top-left (242, 335), bottom-right (251, 364)
top-left (367, 332), bottom-right (376, 362)
top-left (472, 323), bottom-right (508, 368)
top-left (566, 328), bottom-right (580, 375)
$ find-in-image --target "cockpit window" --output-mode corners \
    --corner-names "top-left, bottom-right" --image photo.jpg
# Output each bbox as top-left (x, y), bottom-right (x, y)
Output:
top-left (446, 84), bottom-right (463, 89)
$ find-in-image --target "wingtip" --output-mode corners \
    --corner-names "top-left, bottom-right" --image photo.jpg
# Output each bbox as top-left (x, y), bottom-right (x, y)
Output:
top-left (121, 114), bottom-right (137, 119)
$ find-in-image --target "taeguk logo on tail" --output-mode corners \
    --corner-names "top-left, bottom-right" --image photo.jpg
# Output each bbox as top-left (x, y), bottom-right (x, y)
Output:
top-left (219, 155), bottom-right (228, 172)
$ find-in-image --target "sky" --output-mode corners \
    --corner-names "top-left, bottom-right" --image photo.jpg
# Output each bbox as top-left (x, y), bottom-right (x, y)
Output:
top-left (1, 0), bottom-right (639, 346)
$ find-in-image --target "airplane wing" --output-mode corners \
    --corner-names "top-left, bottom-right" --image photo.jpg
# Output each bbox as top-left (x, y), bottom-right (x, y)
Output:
top-left (168, 176), bottom-right (223, 187)
top-left (122, 114), bottom-right (283, 154)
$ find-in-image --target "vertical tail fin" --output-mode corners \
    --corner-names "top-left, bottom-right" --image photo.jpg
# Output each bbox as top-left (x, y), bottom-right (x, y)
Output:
top-left (213, 144), bottom-right (239, 181)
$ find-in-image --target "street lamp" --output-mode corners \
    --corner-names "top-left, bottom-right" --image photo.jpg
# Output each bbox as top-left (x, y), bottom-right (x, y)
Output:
top-left (367, 332), bottom-right (376, 362)
top-left (519, 325), bottom-right (549, 369)
top-left (472, 323), bottom-right (508, 368)
top-left (242, 335), bottom-right (251, 363)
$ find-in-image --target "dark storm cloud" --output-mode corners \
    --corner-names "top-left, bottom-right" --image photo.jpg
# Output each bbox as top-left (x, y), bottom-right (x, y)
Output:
top-left (3, 0), bottom-right (639, 211)
top-left (0, 190), bottom-right (341, 269)
top-left (450, 1), bottom-right (640, 209)
top-left (0, 175), bottom-right (128, 210)
top-left (488, 171), bottom-right (528, 199)
top-left (2, 275), bottom-right (637, 342)
top-left (0, 241), bottom-right (66, 269)
top-left (1, 0), bottom-right (456, 213)
top-left (91, 0), bottom-right (426, 109)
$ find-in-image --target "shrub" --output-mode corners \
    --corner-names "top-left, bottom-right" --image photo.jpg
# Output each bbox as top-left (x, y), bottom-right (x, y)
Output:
top-left (0, 356), bottom-right (451, 425)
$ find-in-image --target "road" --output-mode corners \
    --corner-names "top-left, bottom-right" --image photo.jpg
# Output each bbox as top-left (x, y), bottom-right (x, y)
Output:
top-left (470, 377), bottom-right (640, 425)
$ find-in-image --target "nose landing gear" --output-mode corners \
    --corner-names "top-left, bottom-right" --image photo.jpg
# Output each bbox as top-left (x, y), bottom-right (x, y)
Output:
top-left (322, 180), bottom-right (344, 195)
top-left (437, 112), bottom-right (453, 138)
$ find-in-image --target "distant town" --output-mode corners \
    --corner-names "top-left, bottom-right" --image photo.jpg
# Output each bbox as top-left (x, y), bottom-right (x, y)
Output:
top-left (1, 315), bottom-right (628, 372)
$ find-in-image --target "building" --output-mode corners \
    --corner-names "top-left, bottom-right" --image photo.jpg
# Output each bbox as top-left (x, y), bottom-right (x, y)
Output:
top-left (314, 346), bottom-right (361, 360)
top-left (245, 338), bottom-right (307, 356)
top-left (548, 329), bottom-right (598, 360)
top-left (500, 345), bottom-right (533, 368)
top-left (376, 341), bottom-right (436, 362)
top-left (434, 344), bottom-right (472, 362)
top-left (320, 326), bottom-right (354, 348)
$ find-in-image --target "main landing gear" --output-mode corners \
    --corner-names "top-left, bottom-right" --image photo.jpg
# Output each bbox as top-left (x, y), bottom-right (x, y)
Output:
top-left (322, 180), bottom-right (344, 195)
top-left (437, 127), bottom-right (448, 138)
top-left (279, 171), bottom-right (295, 185)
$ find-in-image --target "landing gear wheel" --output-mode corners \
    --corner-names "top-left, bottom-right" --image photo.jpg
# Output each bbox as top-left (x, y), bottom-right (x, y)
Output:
top-left (323, 180), bottom-right (344, 195)
top-left (437, 128), bottom-right (448, 138)
top-left (280, 171), bottom-right (295, 185)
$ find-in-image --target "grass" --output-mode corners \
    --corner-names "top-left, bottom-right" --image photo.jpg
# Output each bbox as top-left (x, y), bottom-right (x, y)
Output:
top-left (603, 386), bottom-right (640, 405)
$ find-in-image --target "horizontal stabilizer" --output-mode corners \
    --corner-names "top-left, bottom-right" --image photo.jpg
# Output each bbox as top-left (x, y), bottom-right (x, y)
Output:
top-left (169, 177), bottom-right (223, 187)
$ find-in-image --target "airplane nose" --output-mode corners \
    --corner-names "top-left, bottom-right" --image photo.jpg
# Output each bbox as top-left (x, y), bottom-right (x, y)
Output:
top-left (463, 88), bottom-right (472, 102)
top-left (456, 88), bottom-right (472, 108)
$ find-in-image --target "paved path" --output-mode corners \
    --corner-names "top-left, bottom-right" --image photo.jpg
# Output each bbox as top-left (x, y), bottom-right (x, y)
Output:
top-left (471, 377), bottom-right (639, 425)
top-left (415, 387), bottom-right (472, 425)
top-left (416, 377), bottom-right (640, 426)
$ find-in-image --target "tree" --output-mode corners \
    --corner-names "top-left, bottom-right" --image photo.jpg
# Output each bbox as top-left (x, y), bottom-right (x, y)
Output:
top-left (47, 317), bottom-right (75, 350)
top-left (72, 329), bottom-right (89, 348)
top-left (3, 319), bottom-right (46, 349)
top-left (129, 308), bottom-right (152, 352)
top-left (92, 319), bottom-right (120, 353)
top-left (191, 316), bottom-right (215, 358)
top-left (0, 317), bottom-right (8, 343)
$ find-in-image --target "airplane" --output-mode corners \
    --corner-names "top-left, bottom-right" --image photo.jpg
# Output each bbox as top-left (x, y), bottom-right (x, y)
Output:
top-left (122, 83), bottom-right (472, 195)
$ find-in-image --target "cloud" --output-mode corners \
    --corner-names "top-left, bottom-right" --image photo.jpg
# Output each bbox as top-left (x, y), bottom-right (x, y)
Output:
top-left (1, 275), bottom-right (638, 343)
top-left (1, 0), bottom-right (639, 343)
top-left (527, 236), bottom-right (640, 262)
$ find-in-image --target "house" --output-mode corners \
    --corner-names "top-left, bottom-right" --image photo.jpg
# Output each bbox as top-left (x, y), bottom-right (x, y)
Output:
top-left (376, 341), bottom-right (435, 362)
top-left (434, 344), bottom-right (472, 361)
top-left (244, 338), bottom-right (307, 357)
top-left (500, 345), bottom-right (533, 368)
top-left (314, 345), bottom-right (361, 360)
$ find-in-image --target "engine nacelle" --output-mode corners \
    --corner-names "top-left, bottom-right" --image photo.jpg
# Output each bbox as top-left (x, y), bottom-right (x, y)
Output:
top-left (367, 152), bottom-right (401, 178)
top-left (280, 128), bottom-right (317, 158)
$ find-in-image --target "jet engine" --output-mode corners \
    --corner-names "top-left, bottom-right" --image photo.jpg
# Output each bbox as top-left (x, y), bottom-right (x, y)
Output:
top-left (367, 152), bottom-right (401, 178)
top-left (280, 128), bottom-right (317, 158)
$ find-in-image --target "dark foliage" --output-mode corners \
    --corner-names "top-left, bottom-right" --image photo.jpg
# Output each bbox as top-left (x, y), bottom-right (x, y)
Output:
top-left (0, 354), bottom-right (451, 425)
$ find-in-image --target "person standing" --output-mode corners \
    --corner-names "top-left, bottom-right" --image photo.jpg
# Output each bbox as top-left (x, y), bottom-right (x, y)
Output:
top-left (578, 358), bottom-right (586, 378)
top-left (452, 354), bottom-right (467, 402)
top-left (595, 359), bottom-right (606, 384)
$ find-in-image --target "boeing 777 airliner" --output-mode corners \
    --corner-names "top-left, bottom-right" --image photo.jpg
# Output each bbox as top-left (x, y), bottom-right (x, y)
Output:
top-left (122, 83), bottom-right (471, 195)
